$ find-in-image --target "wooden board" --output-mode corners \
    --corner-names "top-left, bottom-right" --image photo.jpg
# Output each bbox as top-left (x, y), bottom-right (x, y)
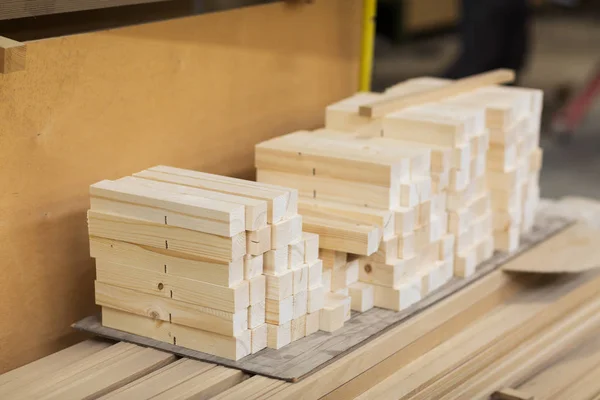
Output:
top-left (0, 0), bottom-right (361, 373)
top-left (74, 214), bottom-right (570, 381)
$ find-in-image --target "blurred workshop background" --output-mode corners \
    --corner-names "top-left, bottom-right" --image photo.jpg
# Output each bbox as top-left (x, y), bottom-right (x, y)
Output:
top-left (373, 0), bottom-right (600, 199)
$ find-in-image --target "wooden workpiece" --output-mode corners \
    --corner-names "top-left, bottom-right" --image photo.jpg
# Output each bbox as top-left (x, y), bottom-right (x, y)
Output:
top-left (0, 36), bottom-right (26, 74)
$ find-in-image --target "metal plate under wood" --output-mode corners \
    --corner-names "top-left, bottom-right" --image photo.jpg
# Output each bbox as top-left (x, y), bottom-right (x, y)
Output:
top-left (73, 214), bottom-right (571, 382)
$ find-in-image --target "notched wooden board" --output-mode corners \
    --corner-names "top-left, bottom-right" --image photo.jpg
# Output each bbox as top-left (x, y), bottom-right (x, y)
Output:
top-left (73, 214), bottom-right (571, 382)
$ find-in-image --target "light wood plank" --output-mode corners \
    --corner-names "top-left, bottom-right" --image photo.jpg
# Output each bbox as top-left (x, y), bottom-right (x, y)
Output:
top-left (244, 254), bottom-right (263, 280)
top-left (246, 224), bottom-right (271, 256)
top-left (150, 366), bottom-right (247, 400)
top-left (88, 210), bottom-right (246, 261)
top-left (303, 215), bottom-right (381, 256)
top-left (267, 322), bottom-right (291, 349)
top-left (0, 36), bottom-right (26, 74)
top-left (271, 215), bottom-right (303, 249)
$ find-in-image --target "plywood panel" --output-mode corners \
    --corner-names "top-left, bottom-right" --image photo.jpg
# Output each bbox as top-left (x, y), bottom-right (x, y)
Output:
top-left (0, 0), bottom-right (361, 373)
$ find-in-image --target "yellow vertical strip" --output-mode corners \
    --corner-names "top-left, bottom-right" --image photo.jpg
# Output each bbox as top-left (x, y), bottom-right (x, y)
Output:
top-left (359, 0), bottom-right (377, 91)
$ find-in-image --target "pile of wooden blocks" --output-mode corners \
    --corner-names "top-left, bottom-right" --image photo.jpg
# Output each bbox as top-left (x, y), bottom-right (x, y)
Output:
top-left (87, 165), bottom-right (324, 360)
top-left (256, 128), bottom-right (455, 319)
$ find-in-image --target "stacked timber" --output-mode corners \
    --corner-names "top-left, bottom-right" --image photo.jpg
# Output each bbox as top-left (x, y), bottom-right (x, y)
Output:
top-left (87, 165), bottom-right (323, 360)
top-left (256, 129), bottom-right (454, 317)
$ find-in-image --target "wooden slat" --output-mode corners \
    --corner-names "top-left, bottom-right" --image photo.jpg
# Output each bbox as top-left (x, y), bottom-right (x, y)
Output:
top-left (360, 69), bottom-right (515, 118)
top-left (0, 340), bottom-right (111, 392)
top-left (151, 366), bottom-right (247, 399)
top-left (0, 36), bottom-right (26, 73)
top-left (302, 215), bottom-right (381, 256)
top-left (211, 375), bottom-right (288, 400)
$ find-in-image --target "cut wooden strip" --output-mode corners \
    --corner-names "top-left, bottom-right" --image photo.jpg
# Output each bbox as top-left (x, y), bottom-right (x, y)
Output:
top-left (265, 297), bottom-right (293, 325)
top-left (307, 285), bottom-right (325, 313)
top-left (89, 237), bottom-right (244, 288)
top-left (267, 322), bottom-right (291, 350)
top-left (246, 224), bottom-right (271, 256)
top-left (303, 215), bottom-right (381, 256)
top-left (291, 315), bottom-right (307, 342)
top-left (257, 168), bottom-right (400, 210)
top-left (149, 366), bottom-right (247, 400)
top-left (99, 358), bottom-right (214, 399)
top-left (292, 264), bottom-right (309, 295)
top-left (393, 207), bottom-right (416, 236)
top-left (138, 167), bottom-right (293, 224)
top-left (248, 301), bottom-right (265, 330)
top-left (95, 281), bottom-right (248, 336)
top-left (308, 259), bottom-right (323, 289)
top-left (102, 308), bottom-right (251, 361)
top-left (349, 282), bottom-right (375, 312)
top-left (264, 247), bottom-right (289, 275)
top-left (88, 210), bottom-right (246, 261)
top-left (288, 239), bottom-right (305, 269)
top-left (249, 275), bottom-right (266, 306)
top-left (373, 275), bottom-right (421, 311)
top-left (265, 269), bottom-right (293, 301)
top-left (271, 215), bottom-right (303, 249)
top-left (299, 198), bottom-right (395, 240)
top-left (91, 177), bottom-right (251, 235)
top-left (503, 223), bottom-right (600, 274)
top-left (210, 375), bottom-right (287, 400)
top-left (320, 249), bottom-right (348, 269)
top-left (0, 340), bottom-right (111, 392)
top-left (95, 260), bottom-right (249, 313)
top-left (244, 254), bottom-right (263, 280)
top-left (320, 294), bottom-right (350, 332)
top-left (305, 311), bottom-right (320, 336)
top-left (358, 257), bottom-right (417, 288)
top-left (361, 69), bottom-right (515, 118)
top-left (303, 232), bottom-right (320, 263)
top-left (293, 290), bottom-right (308, 319)
top-left (251, 324), bottom-right (268, 354)
top-left (368, 235), bottom-right (399, 264)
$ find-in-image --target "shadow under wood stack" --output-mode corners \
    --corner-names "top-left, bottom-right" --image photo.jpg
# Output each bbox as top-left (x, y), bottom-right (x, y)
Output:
top-left (87, 165), bottom-right (324, 360)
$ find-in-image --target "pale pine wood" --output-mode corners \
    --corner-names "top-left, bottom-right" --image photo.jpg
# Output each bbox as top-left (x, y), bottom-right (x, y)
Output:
top-left (267, 322), bottom-right (291, 350)
top-left (358, 257), bottom-right (416, 288)
top-left (244, 254), bottom-right (263, 280)
top-left (308, 259), bottom-right (323, 289)
top-left (303, 216), bottom-right (381, 256)
top-left (90, 178), bottom-right (247, 236)
top-left (89, 237), bottom-right (244, 288)
top-left (130, 173), bottom-right (268, 231)
top-left (211, 375), bottom-right (287, 400)
top-left (292, 264), bottom-right (309, 295)
top-left (0, 36), bottom-right (25, 74)
top-left (88, 210), bottom-right (246, 261)
top-left (291, 315), bottom-right (307, 342)
top-left (95, 260), bottom-right (249, 313)
top-left (249, 275), bottom-right (266, 306)
top-left (320, 249), bottom-right (348, 269)
top-left (265, 297), bottom-right (293, 325)
top-left (265, 270), bottom-right (293, 301)
top-left (293, 290), bottom-right (308, 319)
top-left (248, 301), bottom-right (266, 330)
top-left (348, 282), bottom-right (375, 312)
top-left (288, 239), bottom-right (305, 269)
top-left (149, 366), bottom-right (246, 400)
top-left (491, 388), bottom-right (534, 400)
top-left (320, 299), bottom-right (346, 333)
top-left (305, 311), bottom-right (320, 336)
top-left (102, 308), bottom-right (251, 361)
top-left (246, 224), bottom-right (272, 256)
top-left (308, 285), bottom-right (325, 314)
top-left (303, 232), bottom-right (320, 263)
top-left (271, 215), bottom-right (303, 249)
top-left (251, 324), bottom-right (268, 354)
top-left (95, 281), bottom-right (248, 336)
top-left (99, 359), bottom-right (213, 399)
top-left (367, 235), bottom-right (399, 265)
top-left (264, 247), bottom-right (289, 275)
top-left (373, 275), bottom-right (422, 312)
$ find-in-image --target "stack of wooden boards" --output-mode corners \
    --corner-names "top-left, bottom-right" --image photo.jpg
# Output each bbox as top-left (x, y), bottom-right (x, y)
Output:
top-left (256, 129), bottom-right (456, 319)
top-left (87, 165), bottom-right (324, 360)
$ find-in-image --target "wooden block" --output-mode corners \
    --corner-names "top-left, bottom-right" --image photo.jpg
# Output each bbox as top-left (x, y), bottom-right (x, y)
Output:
top-left (305, 311), bottom-right (320, 336)
top-left (266, 322), bottom-right (291, 350)
top-left (288, 239), bottom-right (305, 269)
top-left (321, 270), bottom-right (332, 293)
top-left (426, 260), bottom-right (448, 293)
top-left (0, 36), bottom-right (26, 73)
top-left (325, 92), bottom-right (383, 132)
top-left (299, 198), bottom-right (395, 240)
top-left (455, 247), bottom-right (477, 278)
top-left (95, 282), bottom-right (247, 336)
top-left (95, 260), bottom-right (249, 313)
top-left (470, 154), bottom-right (486, 180)
top-left (530, 147), bottom-right (543, 172)
top-left (418, 268), bottom-right (430, 297)
top-left (102, 308), bottom-right (251, 361)
top-left (494, 227), bottom-right (520, 253)
top-left (244, 254), bottom-right (263, 280)
top-left (264, 269), bottom-right (293, 301)
top-left (432, 170), bottom-right (450, 192)
top-left (439, 234), bottom-right (455, 260)
top-left (491, 388), bottom-right (534, 400)
top-left (439, 210), bottom-right (448, 234)
top-left (265, 297), bottom-right (293, 325)
top-left (319, 294), bottom-right (350, 332)
top-left (471, 130), bottom-right (490, 156)
top-left (429, 214), bottom-right (444, 243)
top-left (432, 192), bottom-right (447, 216)
top-left (393, 206), bottom-right (415, 235)
top-left (303, 232), bottom-right (320, 263)
top-left (293, 290), bottom-right (308, 318)
top-left (291, 315), bottom-right (307, 342)
top-left (319, 249), bottom-right (347, 269)
top-left (250, 323), bottom-right (268, 354)
top-left (106, 175), bottom-right (268, 232)
top-left (493, 208), bottom-right (522, 231)
top-left (448, 206), bottom-right (471, 236)
top-left (473, 213), bottom-right (492, 240)
top-left (248, 301), bottom-right (265, 329)
top-left (400, 182), bottom-right (419, 208)
top-left (369, 235), bottom-right (399, 264)
top-left (382, 112), bottom-right (468, 147)
top-left (372, 275), bottom-right (421, 311)
top-left (358, 257), bottom-right (416, 287)
top-left (487, 143), bottom-right (518, 172)
top-left (414, 224), bottom-right (431, 252)
top-left (307, 285), bottom-right (325, 313)
top-left (257, 169), bottom-right (400, 210)
top-left (333, 287), bottom-right (350, 296)
top-left (476, 237), bottom-right (495, 264)
top-left (415, 176), bottom-right (432, 203)
top-left (449, 168), bottom-right (470, 192)
top-left (89, 182), bottom-right (247, 237)
top-left (331, 259), bottom-right (359, 290)
top-left (142, 166), bottom-right (296, 224)
top-left (348, 282), bottom-right (374, 312)
top-left (89, 237), bottom-right (244, 288)
top-left (249, 275), bottom-right (266, 306)
top-left (418, 199), bottom-right (432, 227)
top-left (304, 216), bottom-right (381, 256)
top-left (88, 210), bottom-right (246, 262)
top-left (292, 264), bottom-right (309, 295)
top-left (455, 225), bottom-right (474, 254)
top-left (263, 247), bottom-right (289, 275)
top-left (490, 187), bottom-right (521, 211)
top-left (272, 215), bottom-right (302, 249)
top-left (441, 257), bottom-right (455, 281)
top-left (470, 192), bottom-right (491, 218)
top-left (246, 225), bottom-right (271, 256)
top-left (487, 167), bottom-right (522, 191)
top-left (308, 259), bottom-right (323, 289)
top-left (398, 232), bottom-right (416, 259)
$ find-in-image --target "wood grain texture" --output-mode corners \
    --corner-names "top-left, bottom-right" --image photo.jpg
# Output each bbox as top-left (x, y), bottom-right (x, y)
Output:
top-left (0, 36), bottom-right (26, 73)
top-left (73, 215), bottom-right (570, 381)
top-left (0, 0), bottom-right (361, 373)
